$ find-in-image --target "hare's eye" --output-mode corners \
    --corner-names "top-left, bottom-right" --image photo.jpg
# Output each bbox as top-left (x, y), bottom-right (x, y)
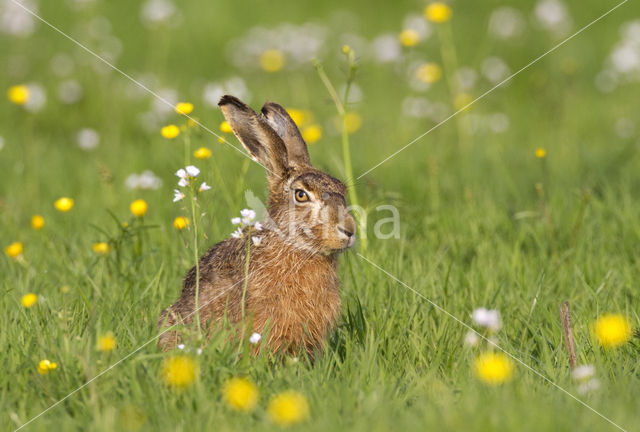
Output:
top-left (294, 189), bottom-right (310, 203)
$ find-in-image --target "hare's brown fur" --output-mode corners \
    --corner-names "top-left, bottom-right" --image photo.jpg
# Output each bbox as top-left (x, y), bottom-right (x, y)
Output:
top-left (158, 95), bottom-right (355, 356)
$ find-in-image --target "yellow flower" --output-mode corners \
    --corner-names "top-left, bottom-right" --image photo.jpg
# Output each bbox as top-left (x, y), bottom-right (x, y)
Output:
top-left (424, 2), bottom-right (452, 23)
top-left (341, 45), bottom-right (351, 54)
top-left (286, 108), bottom-right (304, 127)
top-left (187, 118), bottom-right (198, 128)
top-left (31, 215), bottom-right (45, 230)
top-left (54, 197), bottom-right (74, 212)
top-left (301, 125), bottom-right (322, 144)
top-left (21, 293), bottom-right (38, 308)
top-left (268, 391), bottom-right (310, 426)
top-left (173, 216), bottom-right (189, 230)
top-left (37, 359), bottom-right (58, 375)
top-left (399, 29), bottom-right (420, 47)
top-left (594, 314), bottom-right (632, 348)
top-left (194, 147), bottom-right (212, 159)
top-left (416, 63), bottom-right (443, 84)
top-left (7, 84), bottom-right (30, 105)
top-left (97, 332), bottom-right (116, 352)
top-left (5, 241), bottom-right (23, 258)
top-left (473, 352), bottom-right (514, 385)
top-left (286, 108), bottom-right (315, 128)
top-left (130, 199), bottom-right (148, 217)
top-left (161, 124), bottom-right (180, 139)
top-left (175, 102), bottom-right (194, 115)
top-left (344, 112), bottom-right (362, 134)
top-left (61, 285), bottom-right (70, 294)
top-left (220, 121), bottom-right (232, 134)
top-left (161, 355), bottom-right (198, 389)
top-left (454, 93), bottom-right (473, 111)
top-left (260, 49), bottom-right (285, 72)
top-left (93, 242), bottom-right (110, 255)
top-left (223, 377), bottom-right (259, 412)
top-left (535, 148), bottom-right (546, 158)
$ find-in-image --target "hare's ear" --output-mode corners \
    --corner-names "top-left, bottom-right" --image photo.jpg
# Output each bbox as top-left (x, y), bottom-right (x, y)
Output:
top-left (261, 101), bottom-right (311, 167)
top-left (219, 95), bottom-right (288, 185)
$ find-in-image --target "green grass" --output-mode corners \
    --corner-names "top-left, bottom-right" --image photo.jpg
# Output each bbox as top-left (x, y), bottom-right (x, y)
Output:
top-left (2, 0), bottom-right (640, 430)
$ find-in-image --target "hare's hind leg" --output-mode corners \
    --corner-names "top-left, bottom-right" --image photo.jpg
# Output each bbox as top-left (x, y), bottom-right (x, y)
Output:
top-left (157, 306), bottom-right (183, 351)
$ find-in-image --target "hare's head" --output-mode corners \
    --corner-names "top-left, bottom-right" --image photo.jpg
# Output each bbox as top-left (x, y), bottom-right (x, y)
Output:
top-left (219, 95), bottom-right (356, 254)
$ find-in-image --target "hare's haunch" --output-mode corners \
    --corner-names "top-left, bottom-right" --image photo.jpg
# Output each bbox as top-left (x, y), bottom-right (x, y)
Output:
top-left (158, 95), bottom-right (356, 356)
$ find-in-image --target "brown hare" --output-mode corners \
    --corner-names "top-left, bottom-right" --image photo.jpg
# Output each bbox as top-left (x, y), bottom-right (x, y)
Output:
top-left (158, 95), bottom-right (356, 356)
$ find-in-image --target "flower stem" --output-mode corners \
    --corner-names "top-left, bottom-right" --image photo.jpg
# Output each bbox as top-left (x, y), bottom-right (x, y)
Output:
top-left (314, 58), bottom-right (367, 251)
top-left (190, 184), bottom-right (201, 339)
top-left (240, 228), bottom-right (252, 338)
top-left (437, 21), bottom-right (470, 150)
top-left (183, 129), bottom-right (191, 166)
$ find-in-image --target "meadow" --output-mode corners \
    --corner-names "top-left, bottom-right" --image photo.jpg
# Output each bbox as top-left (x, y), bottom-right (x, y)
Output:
top-left (2, 0), bottom-right (640, 430)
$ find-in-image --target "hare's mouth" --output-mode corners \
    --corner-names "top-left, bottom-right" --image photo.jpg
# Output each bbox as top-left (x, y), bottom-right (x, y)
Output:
top-left (337, 226), bottom-right (356, 249)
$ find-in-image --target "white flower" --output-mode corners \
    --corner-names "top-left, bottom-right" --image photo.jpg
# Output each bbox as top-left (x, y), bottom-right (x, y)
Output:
top-left (254, 222), bottom-right (263, 231)
top-left (199, 182), bottom-right (211, 192)
top-left (252, 236), bottom-right (262, 246)
top-left (140, 0), bottom-right (177, 27)
top-left (371, 34), bottom-right (401, 64)
top-left (240, 209), bottom-right (256, 221)
top-left (481, 56), bottom-right (510, 84)
top-left (402, 12), bottom-right (432, 39)
top-left (177, 344), bottom-right (185, 350)
top-left (534, 0), bottom-right (571, 36)
top-left (138, 170), bottom-right (162, 189)
top-left (464, 331), bottom-right (479, 347)
top-left (176, 166), bottom-right (200, 188)
top-left (57, 80), bottom-right (83, 104)
top-left (488, 7), bottom-right (525, 40)
top-left (0, 0), bottom-right (38, 37)
top-left (185, 165), bottom-right (200, 177)
top-left (572, 364), bottom-right (595, 381)
top-left (24, 83), bottom-right (46, 113)
top-left (173, 189), bottom-right (185, 202)
top-left (126, 170), bottom-right (162, 190)
top-left (203, 77), bottom-right (251, 108)
top-left (76, 128), bottom-right (100, 150)
top-left (471, 307), bottom-right (501, 331)
top-left (249, 332), bottom-right (262, 344)
top-left (196, 348), bottom-right (203, 355)
top-left (231, 217), bottom-right (241, 225)
top-left (577, 378), bottom-right (600, 395)
top-left (231, 227), bottom-right (243, 238)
